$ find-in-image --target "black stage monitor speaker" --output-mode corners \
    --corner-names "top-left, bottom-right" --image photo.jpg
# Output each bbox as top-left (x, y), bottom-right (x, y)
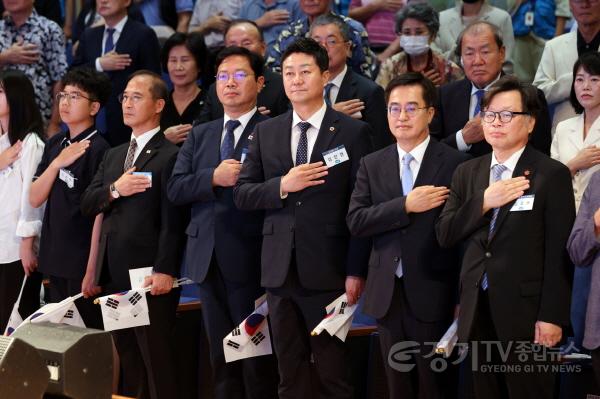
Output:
top-left (12, 322), bottom-right (113, 399)
top-left (0, 334), bottom-right (49, 398)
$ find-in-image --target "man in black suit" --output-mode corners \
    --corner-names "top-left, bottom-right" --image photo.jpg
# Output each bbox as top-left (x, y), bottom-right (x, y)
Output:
top-left (167, 46), bottom-right (277, 399)
top-left (310, 14), bottom-right (392, 150)
top-left (435, 76), bottom-right (575, 399)
top-left (233, 38), bottom-right (372, 398)
top-left (81, 71), bottom-right (184, 399)
top-left (197, 19), bottom-right (289, 123)
top-left (73, 0), bottom-right (161, 146)
top-left (430, 21), bottom-right (551, 157)
top-left (347, 73), bottom-right (469, 399)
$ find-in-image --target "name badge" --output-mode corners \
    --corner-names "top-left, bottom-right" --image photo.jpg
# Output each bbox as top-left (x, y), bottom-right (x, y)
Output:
top-left (59, 168), bottom-right (75, 188)
top-left (322, 145), bottom-right (349, 167)
top-left (240, 148), bottom-right (249, 163)
top-left (133, 171), bottom-right (152, 187)
top-left (525, 11), bottom-right (534, 27)
top-left (510, 194), bottom-right (534, 212)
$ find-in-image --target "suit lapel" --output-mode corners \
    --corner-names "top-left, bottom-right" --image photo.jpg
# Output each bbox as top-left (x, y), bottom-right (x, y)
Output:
top-left (454, 79), bottom-right (472, 126)
top-left (413, 140), bottom-right (444, 188)
top-left (335, 71), bottom-right (356, 103)
top-left (279, 111), bottom-right (295, 170)
top-left (206, 118), bottom-right (224, 164)
top-left (134, 132), bottom-right (163, 170)
top-left (233, 111), bottom-right (264, 159)
top-left (381, 145), bottom-right (402, 198)
top-left (310, 107), bottom-right (339, 163)
top-left (115, 19), bottom-right (132, 53)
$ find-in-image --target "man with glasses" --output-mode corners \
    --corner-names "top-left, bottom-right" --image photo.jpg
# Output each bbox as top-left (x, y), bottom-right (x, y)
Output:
top-left (436, 76), bottom-right (575, 399)
top-left (310, 14), bottom-right (392, 150)
top-left (167, 46), bottom-right (278, 399)
top-left (82, 70), bottom-right (185, 399)
top-left (347, 72), bottom-right (469, 399)
top-left (431, 21), bottom-right (551, 158)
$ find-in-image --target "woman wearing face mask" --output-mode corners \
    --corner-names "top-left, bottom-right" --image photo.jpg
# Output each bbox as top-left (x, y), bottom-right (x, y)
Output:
top-left (376, 3), bottom-right (463, 89)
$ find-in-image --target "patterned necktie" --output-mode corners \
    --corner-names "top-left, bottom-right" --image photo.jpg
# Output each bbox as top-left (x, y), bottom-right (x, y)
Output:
top-left (220, 119), bottom-right (241, 160)
top-left (104, 28), bottom-right (116, 54)
top-left (481, 163), bottom-right (508, 290)
top-left (323, 83), bottom-right (334, 107)
top-left (401, 153), bottom-right (414, 196)
top-left (473, 89), bottom-right (486, 117)
top-left (123, 138), bottom-right (137, 172)
top-left (295, 122), bottom-right (311, 166)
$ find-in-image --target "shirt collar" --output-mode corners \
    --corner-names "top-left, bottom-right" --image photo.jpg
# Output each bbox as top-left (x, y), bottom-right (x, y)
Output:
top-left (61, 125), bottom-right (97, 146)
top-left (4, 8), bottom-right (38, 28)
top-left (107, 15), bottom-right (128, 33)
top-left (292, 103), bottom-right (327, 131)
top-left (329, 65), bottom-right (347, 88)
top-left (131, 126), bottom-right (160, 150)
top-left (396, 135), bottom-right (430, 165)
top-left (224, 107), bottom-right (257, 132)
top-left (490, 145), bottom-right (526, 174)
top-left (470, 73), bottom-right (501, 94)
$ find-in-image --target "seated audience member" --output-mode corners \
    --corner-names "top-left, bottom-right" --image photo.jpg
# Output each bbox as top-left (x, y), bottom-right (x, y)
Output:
top-left (376, 3), bottom-right (463, 89)
top-left (533, 0), bottom-right (600, 134)
top-left (310, 14), bottom-right (392, 149)
top-left (137, 0), bottom-right (193, 39)
top-left (551, 52), bottom-right (600, 351)
top-left (265, 0), bottom-right (379, 79)
top-left (430, 21), bottom-right (551, 157)
top-left (188, 0), bottom-right (242, 50)
top-left (348, 0), bottom-right (403, 55)
top-left (239, 0), bottom-right (304, 53)
top-left (29, 68), bottom-right (112, 329)
top-left (160, 32), bottom-right (209, 145)
top-left (73, 0), bottom-right (162, 147)
top-left (197, 19), bottom-right (290, 123)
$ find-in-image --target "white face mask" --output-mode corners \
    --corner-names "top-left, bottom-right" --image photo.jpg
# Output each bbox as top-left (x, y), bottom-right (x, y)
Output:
top-left (400, 35), bottom-right (430, 56)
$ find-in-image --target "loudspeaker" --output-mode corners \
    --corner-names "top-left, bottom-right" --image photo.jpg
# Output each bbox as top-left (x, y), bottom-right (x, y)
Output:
top-left (0, 335), bottom-right (49, 399)
top-left (12, 322), bottom-right (113, 399)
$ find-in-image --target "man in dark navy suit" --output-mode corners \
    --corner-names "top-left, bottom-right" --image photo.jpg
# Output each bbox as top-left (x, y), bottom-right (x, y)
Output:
top-left (73, 0), bottom-right (161, 146)
top-left (167, 46), bottom-right (277, 399)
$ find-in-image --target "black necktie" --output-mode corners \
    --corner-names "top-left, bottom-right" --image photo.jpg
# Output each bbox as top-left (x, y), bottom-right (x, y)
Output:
top-left (104, 28), bottom-right (115, 54)
top-left (296, 122), bottom-right (311, 166)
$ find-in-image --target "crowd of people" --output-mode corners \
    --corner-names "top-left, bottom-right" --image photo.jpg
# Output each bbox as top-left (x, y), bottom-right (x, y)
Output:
top-left (0, 0), bottom-right (599, 398)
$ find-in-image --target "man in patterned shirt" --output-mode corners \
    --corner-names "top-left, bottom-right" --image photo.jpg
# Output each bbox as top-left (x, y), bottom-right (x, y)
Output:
top-left (0, 0), bottom-right (68, 135)
top-left (265, 0), bottom-right (378, 79)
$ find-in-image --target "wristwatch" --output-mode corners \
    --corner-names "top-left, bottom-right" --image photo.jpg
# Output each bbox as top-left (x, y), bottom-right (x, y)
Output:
top-left (109, 183), bottom-right (120, 199)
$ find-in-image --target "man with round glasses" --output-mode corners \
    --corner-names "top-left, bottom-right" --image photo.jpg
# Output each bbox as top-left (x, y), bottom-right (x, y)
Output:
top-left (436, 75), bottom-right (575, 399)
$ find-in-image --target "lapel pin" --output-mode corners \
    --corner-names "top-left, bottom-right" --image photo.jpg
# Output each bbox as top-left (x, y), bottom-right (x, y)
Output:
top-left (523, 169), bottom-right (530, 177)
top-left (146, 150), bottom-right (151, 154)
top-left (329, 126), bottom-right (335, 132)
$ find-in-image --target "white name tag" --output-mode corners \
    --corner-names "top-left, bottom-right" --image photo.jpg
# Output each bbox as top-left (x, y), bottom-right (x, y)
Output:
top-left (133, 171), bottom-right (152, 187)
top-left (322, 145), bottom-right (349, 167)
top-left (59, 168), bottom-right (75, 188)
top-left (525, 11), bottom-right (535, 27)
top-left (510, 194), bottom-right (534, 212)
top-left (129, 266), bottom-right (153, 289)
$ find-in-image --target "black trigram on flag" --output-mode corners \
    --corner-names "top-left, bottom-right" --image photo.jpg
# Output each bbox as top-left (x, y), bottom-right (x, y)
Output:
top-left (339, 302), bottom-right (347, 315)
top-left (129, 292), bottom-right (143, 305)
top-left (232, 327), bottom-right (241, 336)
top-left (106, 298), bottom-right (119, 309)
top-left (227, 340), bottom-right (240, 349)
top-left (64, 309), bottom-right (74, 319)
top-left (251, 332), bottom-right (265, 346)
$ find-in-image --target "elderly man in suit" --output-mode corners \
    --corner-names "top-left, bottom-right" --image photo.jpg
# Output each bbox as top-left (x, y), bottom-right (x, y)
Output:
top-left (234, 38), bottom-right (372, 399)
top-left (347, 72), bottom-right (469, 399)
top-left (73, 0), bottom-right (161, 146)
top-left (81, 71), bottom-right (185, 399)
top-left (167, 46), bottom-right (278, 399)
top-left (430, 21), bottom-right (551, 158)
top-left (436, 76), bottom-right (575, 399)
top-left (310, 14), bottom-right (392, 150)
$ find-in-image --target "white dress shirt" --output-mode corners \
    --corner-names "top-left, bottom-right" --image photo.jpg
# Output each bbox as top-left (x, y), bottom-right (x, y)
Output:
top-left (130, 126), bottom-right (161, 164)
top-left (327, 65), bottom-right (347, 105)
top-left (290, 103), bottom-right (327, 165)
top-left (95, 15), bottom-right (128, 72)
top-left (0, 133), bottom-right (45, 263)
top-left (222, 107), bottom-right (257, 147)
top-left (489, 146), bottom-right (526, 184)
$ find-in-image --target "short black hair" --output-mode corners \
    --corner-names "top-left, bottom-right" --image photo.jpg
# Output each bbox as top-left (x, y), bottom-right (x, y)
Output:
top-left (570, 52), bottom-right (600, 114)
top-left (126, 70), bottom-right (168, 101)
top-left (224, 19), bottom-right (264, 42)
top-left (0, 70), bottom-right (44, 145)
top-left (215, 46), bottom-right (265, 80)
top-left (281, 37), bottom-right (329, 72)
top-left (482, 75), bottom-right (540, 119)
top-left (161, 32), bottom-right (209, 85)
top-left (384, 72), bottom-right (437, 108)
top-left (455, 21), bottom-right (504, 59)
top-left (62, 67), bottom-right (112, 106)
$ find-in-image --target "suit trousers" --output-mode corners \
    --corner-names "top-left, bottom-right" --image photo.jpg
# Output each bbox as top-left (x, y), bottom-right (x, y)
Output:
top-left (266, 262), bottom-right (351, 399)
top-left (470, 290), bottom-right (557, 399)
top-left (0, 261), bottom-right (42, 333)
top-left (377, 277), bottom-right (456, 399)
top-left (197, 256), bottom-right (278, 399)
top-left (48, 275), bottom-right (103, 330)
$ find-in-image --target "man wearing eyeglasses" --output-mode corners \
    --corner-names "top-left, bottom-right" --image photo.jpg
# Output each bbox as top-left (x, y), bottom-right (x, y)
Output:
top-left (347, 72), bottom-right (469, 399)
top-left (167, 46), bottom-right (278, 399)
top-left (82, 70), bottom-right (186, 399)
top-left (436, 76), bottom-right (575, 399)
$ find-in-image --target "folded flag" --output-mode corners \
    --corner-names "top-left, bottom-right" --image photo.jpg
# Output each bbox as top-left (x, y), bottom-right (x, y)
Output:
top-left (223, 297), bottom-right (272, 363)
top-left (435, 318), bottom-right (458, 357)
top-left (4, 277), bottom-right (27, 336)
top-left (13, 293), bottom-right (86, 334)
top-left (311, 293), bottom-right (357, 342)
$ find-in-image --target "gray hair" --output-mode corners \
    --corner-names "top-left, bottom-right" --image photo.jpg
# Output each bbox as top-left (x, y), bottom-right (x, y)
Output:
top-left (454, 21), bottom-right (504, 58)
top-left (311, 13), bottom-right (352, 42)
top-left (395, 3), bottom-right (440, 39)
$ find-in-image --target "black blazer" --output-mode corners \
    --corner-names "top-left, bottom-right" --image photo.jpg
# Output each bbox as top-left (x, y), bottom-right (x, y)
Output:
top-left (167, 112), bottom-right (268, 284)
top-left (72, 19), bottom-right (161, 147)
top-left (197, 69), bottom-right (289, 123)
top-left (430, 78), bottom-right (552, 157)
top-left (233, 108), bottom-right (373, 291)
top-left (81, 132), bottom-right (185, 292)
top-left (436, 146), bottom-right (575, 342)
top-left (336, 69), bottom-right (393, 151)
top-left (347, 139), bottom-right (469, 321)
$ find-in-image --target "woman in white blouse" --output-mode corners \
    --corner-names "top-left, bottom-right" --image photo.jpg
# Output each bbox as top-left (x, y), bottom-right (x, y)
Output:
top-left (0, 70), bottom-right (46, 333)
top-left (551, 52), bottom-right (600, 352)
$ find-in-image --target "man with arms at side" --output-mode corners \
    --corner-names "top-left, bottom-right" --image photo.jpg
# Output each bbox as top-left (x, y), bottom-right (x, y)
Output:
top-left (81, 71), bottom-right (184, 399)
top-left (436, 76), bottom-right (575, 399)
top-left (234, 38), bottom-right (372, 398)
top-left (347, 72), bottom-right (469, 399)
top-left (168, 46), bottom-right (278, 399)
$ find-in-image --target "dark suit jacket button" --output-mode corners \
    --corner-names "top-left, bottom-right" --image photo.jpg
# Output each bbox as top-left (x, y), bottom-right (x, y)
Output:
top-left (290, 226), bottom-right (294, 232)
top-left (393, 256), bottom-right (399, 262)
top-left (485, 252), bottom-right (492, 258)
top-left (295, 201), bottom-right (302, 206)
